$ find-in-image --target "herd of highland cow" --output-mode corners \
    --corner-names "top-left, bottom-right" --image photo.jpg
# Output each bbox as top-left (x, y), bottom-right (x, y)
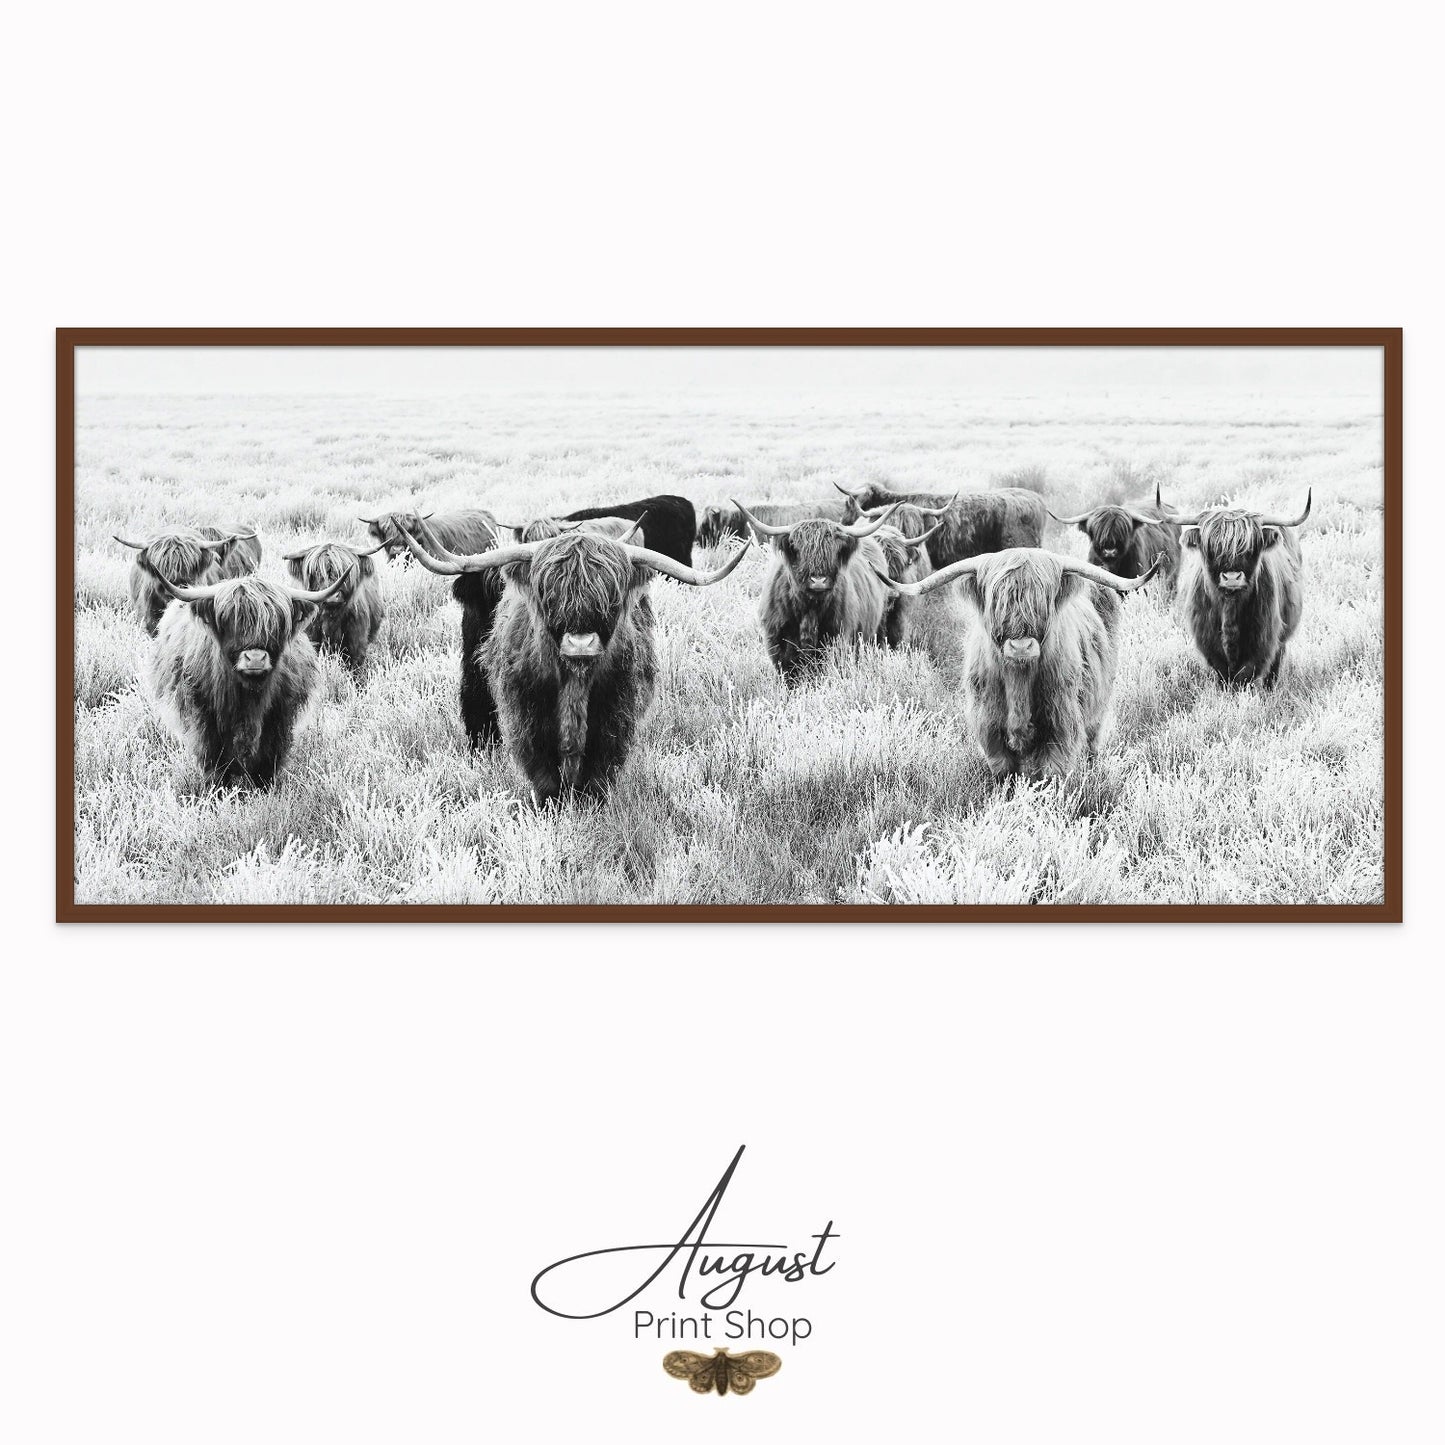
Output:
top-left (110, 476), bottom-right (1312, 801)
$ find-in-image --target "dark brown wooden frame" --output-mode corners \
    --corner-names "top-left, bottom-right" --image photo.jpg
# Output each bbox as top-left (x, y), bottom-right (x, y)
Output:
top-left (56, 328), bottom-right (1402, 922)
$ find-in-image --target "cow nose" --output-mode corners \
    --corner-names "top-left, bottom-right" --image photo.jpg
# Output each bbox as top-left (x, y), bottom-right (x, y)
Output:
top-left (1218, 571), bottom-right (1247, 590)
top-left (236, 649), bottom-right (272, 675)
top-left (807, 576), bottom-right (832, 592)
top-left (1102, 548), bottom-right (1118, 559)
top-left (1002, 637), bottom-right (1040, 662)
top-left (323, 595), bottom-right (343, 608)
top-left (560, 631), bottom-right (603, 658)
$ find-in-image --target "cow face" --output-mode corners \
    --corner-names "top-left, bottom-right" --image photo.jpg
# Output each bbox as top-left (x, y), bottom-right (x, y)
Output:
top-left (968, 552), bottom-right (1081, 665)
top-left (1080, 507), bottom-right (1141, 572)
top-left (1183, 511), bottom-right (1280, 597)
top-left (285, 543), bottom-right (364, 611)
top-left (188, 578), bottom-right (307, 691)
top-left (515, 532), bottom-right (640, 664)
top-left (131, 530), bottom-right (230, 589)
top-left (777, 520), bottom-right (860, 599)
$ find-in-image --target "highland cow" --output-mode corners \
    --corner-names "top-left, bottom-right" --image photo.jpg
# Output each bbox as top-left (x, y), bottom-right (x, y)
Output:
top-left (511, 516), bottom-right (643, 544)
top-left (361, 509), bottom-right (499, 564)
top-left (873, 511), bottom-right (943, 649)
top-left (696, 498), bottom-right (847, 547)
top-left (836, 482), bottom-right (1046, 568)
top-left (399, 524), bottom-right (747, 804)
top-left (115, 526), bottom-right (261, 635)
top-left (497, 495), bottom-right (696, 567)
top-left (1048, 486), bottom-right (1182, 589)
top-left (282, 540), bottom-right (388, 669)
top-left (1166, 490), bottom-right (1311, 688)
top-left (735, 500), bottom-right (904, 684)
top-left (877, 547), bottom-right (1163, 780)
top-left (149, 571), bottom-right (348, 787)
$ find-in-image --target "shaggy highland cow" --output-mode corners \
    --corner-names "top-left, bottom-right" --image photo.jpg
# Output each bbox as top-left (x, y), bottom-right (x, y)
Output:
top-left (1048, 485), bottom-right (1182, 589)
top-left (282, 540), bottom-right (388, 669)
top-left (696, 498), bottom-right (847, 547)
top-left (1166, 490), bottom-right (1311, 688)
top-left (878, 547), bottom-right (1163, 780)
top-left (399, 524), bottom-right (746, 804)
top-left (734, 500), bottom-right (904, 684)
top-left (498, 495), bottom-right (696, 567)
top-left (115, 526), bottom-right (261, 635)
top-left (836, 481), bottom-right (1046, 568)
top-left (873, 511), bottom-right (943, 649)
top-left (361, 509), bottom-right (499, 564)
top-left (149, 570), bottom-right (348, 787)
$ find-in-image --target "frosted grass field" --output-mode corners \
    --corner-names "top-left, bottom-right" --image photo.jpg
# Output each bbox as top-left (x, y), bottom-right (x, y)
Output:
top-left (71, 386), bottom-right (1385, 905)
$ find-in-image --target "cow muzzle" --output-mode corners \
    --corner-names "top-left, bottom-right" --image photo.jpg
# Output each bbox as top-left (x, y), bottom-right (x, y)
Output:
top-left (1218, 571), bottom-right (1247, 591)
top-left (1002, 637), bottom-right (1040, 663)
top-left (560, 632), bottom-right (603, 659)
top-left (806, 576), bottom-right (832, 593)
top-left (235, 649), bottom-right (273, 678)
top-left (323, 594), bottom-right (344, 608)
top-left (1101, 548), bottom-right (1119, 560)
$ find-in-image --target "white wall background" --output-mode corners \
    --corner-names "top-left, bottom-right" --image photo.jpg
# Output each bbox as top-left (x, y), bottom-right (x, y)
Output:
top-left (4, 3), bottom-right (1440, 1444)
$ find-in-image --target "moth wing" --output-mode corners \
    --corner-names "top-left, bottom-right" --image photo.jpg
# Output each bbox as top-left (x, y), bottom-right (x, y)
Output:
top-left (663, 1351), bottom-right (717, 1394)
top-left (727, 1350), bottom-right (782, 1393)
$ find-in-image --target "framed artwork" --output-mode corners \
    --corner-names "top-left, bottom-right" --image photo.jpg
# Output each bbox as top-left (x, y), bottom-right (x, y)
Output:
top-left (58, 329), bottom-right (1400, 919)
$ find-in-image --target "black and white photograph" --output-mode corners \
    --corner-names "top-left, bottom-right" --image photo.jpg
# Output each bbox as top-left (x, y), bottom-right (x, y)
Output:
top-left (64, 336), bottom-right (1393, 913)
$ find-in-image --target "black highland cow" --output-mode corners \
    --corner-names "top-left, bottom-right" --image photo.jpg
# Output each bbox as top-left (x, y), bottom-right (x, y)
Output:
top-left (497, 495), bottom-right (696, 568)
top-left (116, 526), bottom-right (261, 635)
top-left (282, 540), bottom-right (388, 669)
top-left (836, 482), bottom-right (1046, 568)
top-left (400, 525), bottom-right (746, 803)
top-left (150, 571), bottom-right (348, 787)
top-left (1167, 490), bottom-right (1311, 688)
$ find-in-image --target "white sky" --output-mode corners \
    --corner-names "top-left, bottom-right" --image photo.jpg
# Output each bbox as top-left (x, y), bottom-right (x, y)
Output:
top-left (74, 346), bottom-right (1383, 399)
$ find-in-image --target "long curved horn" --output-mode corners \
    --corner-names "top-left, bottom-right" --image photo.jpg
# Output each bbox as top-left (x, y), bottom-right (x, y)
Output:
top-left (281, 546), bottom-right (310, 561)
top-left (417, 511), bottom-right (435, 521)
top-left (618, 511), bottom-right (648, 544)
top-left (282, 570), bottom-right (354, 605)
top-left (873, 554), bottom-right (988, 597)
top-left (354, 540), bottom-right (389, 556)
top-left (913, 492), bottom-right (960, 517)
top-left (1047, 507), bottom-right (1093, 526)
top-left (114, 535), bottom-right (148, 550)
top-left (730, 499), bottom-right (792, 538)
top-left (1256, 490), bottom-right (1312, 529)
top-left (1155, 486), bottom-right (1210, 526)
top-left (357, 514), bottom-right (377, 525)
top-left (1059, 554), bottom-right (1164, 592)
top-left (833, 481), bottom-right (865, 499)
top-left (901, 520), bottom-right (945, 550)
top-left (624, 539), bottom-right (749, 587)
top-left (199, 531), bottom-right (254, 552)
top-left (844, 501), bottom-right (904, 537)
top-left (398, 523), bottom-right (532, 576)
top-left (154, 575), bottom-right (225, 604)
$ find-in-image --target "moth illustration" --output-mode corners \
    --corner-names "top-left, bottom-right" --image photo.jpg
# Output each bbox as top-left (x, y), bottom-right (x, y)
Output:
top-left (663, 1348), bottom-right (782, 1396)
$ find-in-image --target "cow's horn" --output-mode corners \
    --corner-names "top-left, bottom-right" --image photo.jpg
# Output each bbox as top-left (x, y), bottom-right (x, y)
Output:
top-left (873, 554), bottom-right (986, 596)
top-left (398, 523), bottom-right (530, 575)
top-left (730, 500), bottom-right (792, 537)
top-left (1047, 507), bottom-right (1093, 526)
top-left (618, 512), bottom-right (648, 544)
top-left (914, 492), bottom-right (960, 517)
top-left (155, 575), bottom-right (225, 603)
top-left (283, 569), bottom-right (354, 605)
top-left (114, 534), bottom-right (148, 550)
top-left (625, 538), bottom-right (749, 587)
top-left (843, 501), bottom-right (904, 537)
top-left (199, 531), bottom-right (252, 551)
top-left (1059, 554), bottom-right (1164, 592)
top-left (901, 520), bottom-right (945, 550)
top-left (1256, 490), bottom-right (1312, 529)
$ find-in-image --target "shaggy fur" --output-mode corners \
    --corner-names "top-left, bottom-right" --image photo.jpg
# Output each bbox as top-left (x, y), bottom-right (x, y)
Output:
top-left (284, 542), bottom-right (385, 669)
top-left (479, 532), bottom-right (659, 803)
top-left (558, 495), bottom-right (696, 568)
top-left (1177, 511), bottom-right (1305, 688)
top-left (1068, 503), bottom-right (1181, 589)
top-left (124, 525), bottom-right (261, 635)
top-left (758, 521), bottom-right (891, 685)
top-left (874, 525), bottom-right (934, 649)
top-left (842, 484), bottom-right (1046, 568)
top-left (697, 499), bottom-right (846, 546)
top-left (150, 575), bottom-right (320, 787)
top-left (367, 509), bottom-right (498, 563)
top-left (954, 549), bottom-right (1129, 781)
